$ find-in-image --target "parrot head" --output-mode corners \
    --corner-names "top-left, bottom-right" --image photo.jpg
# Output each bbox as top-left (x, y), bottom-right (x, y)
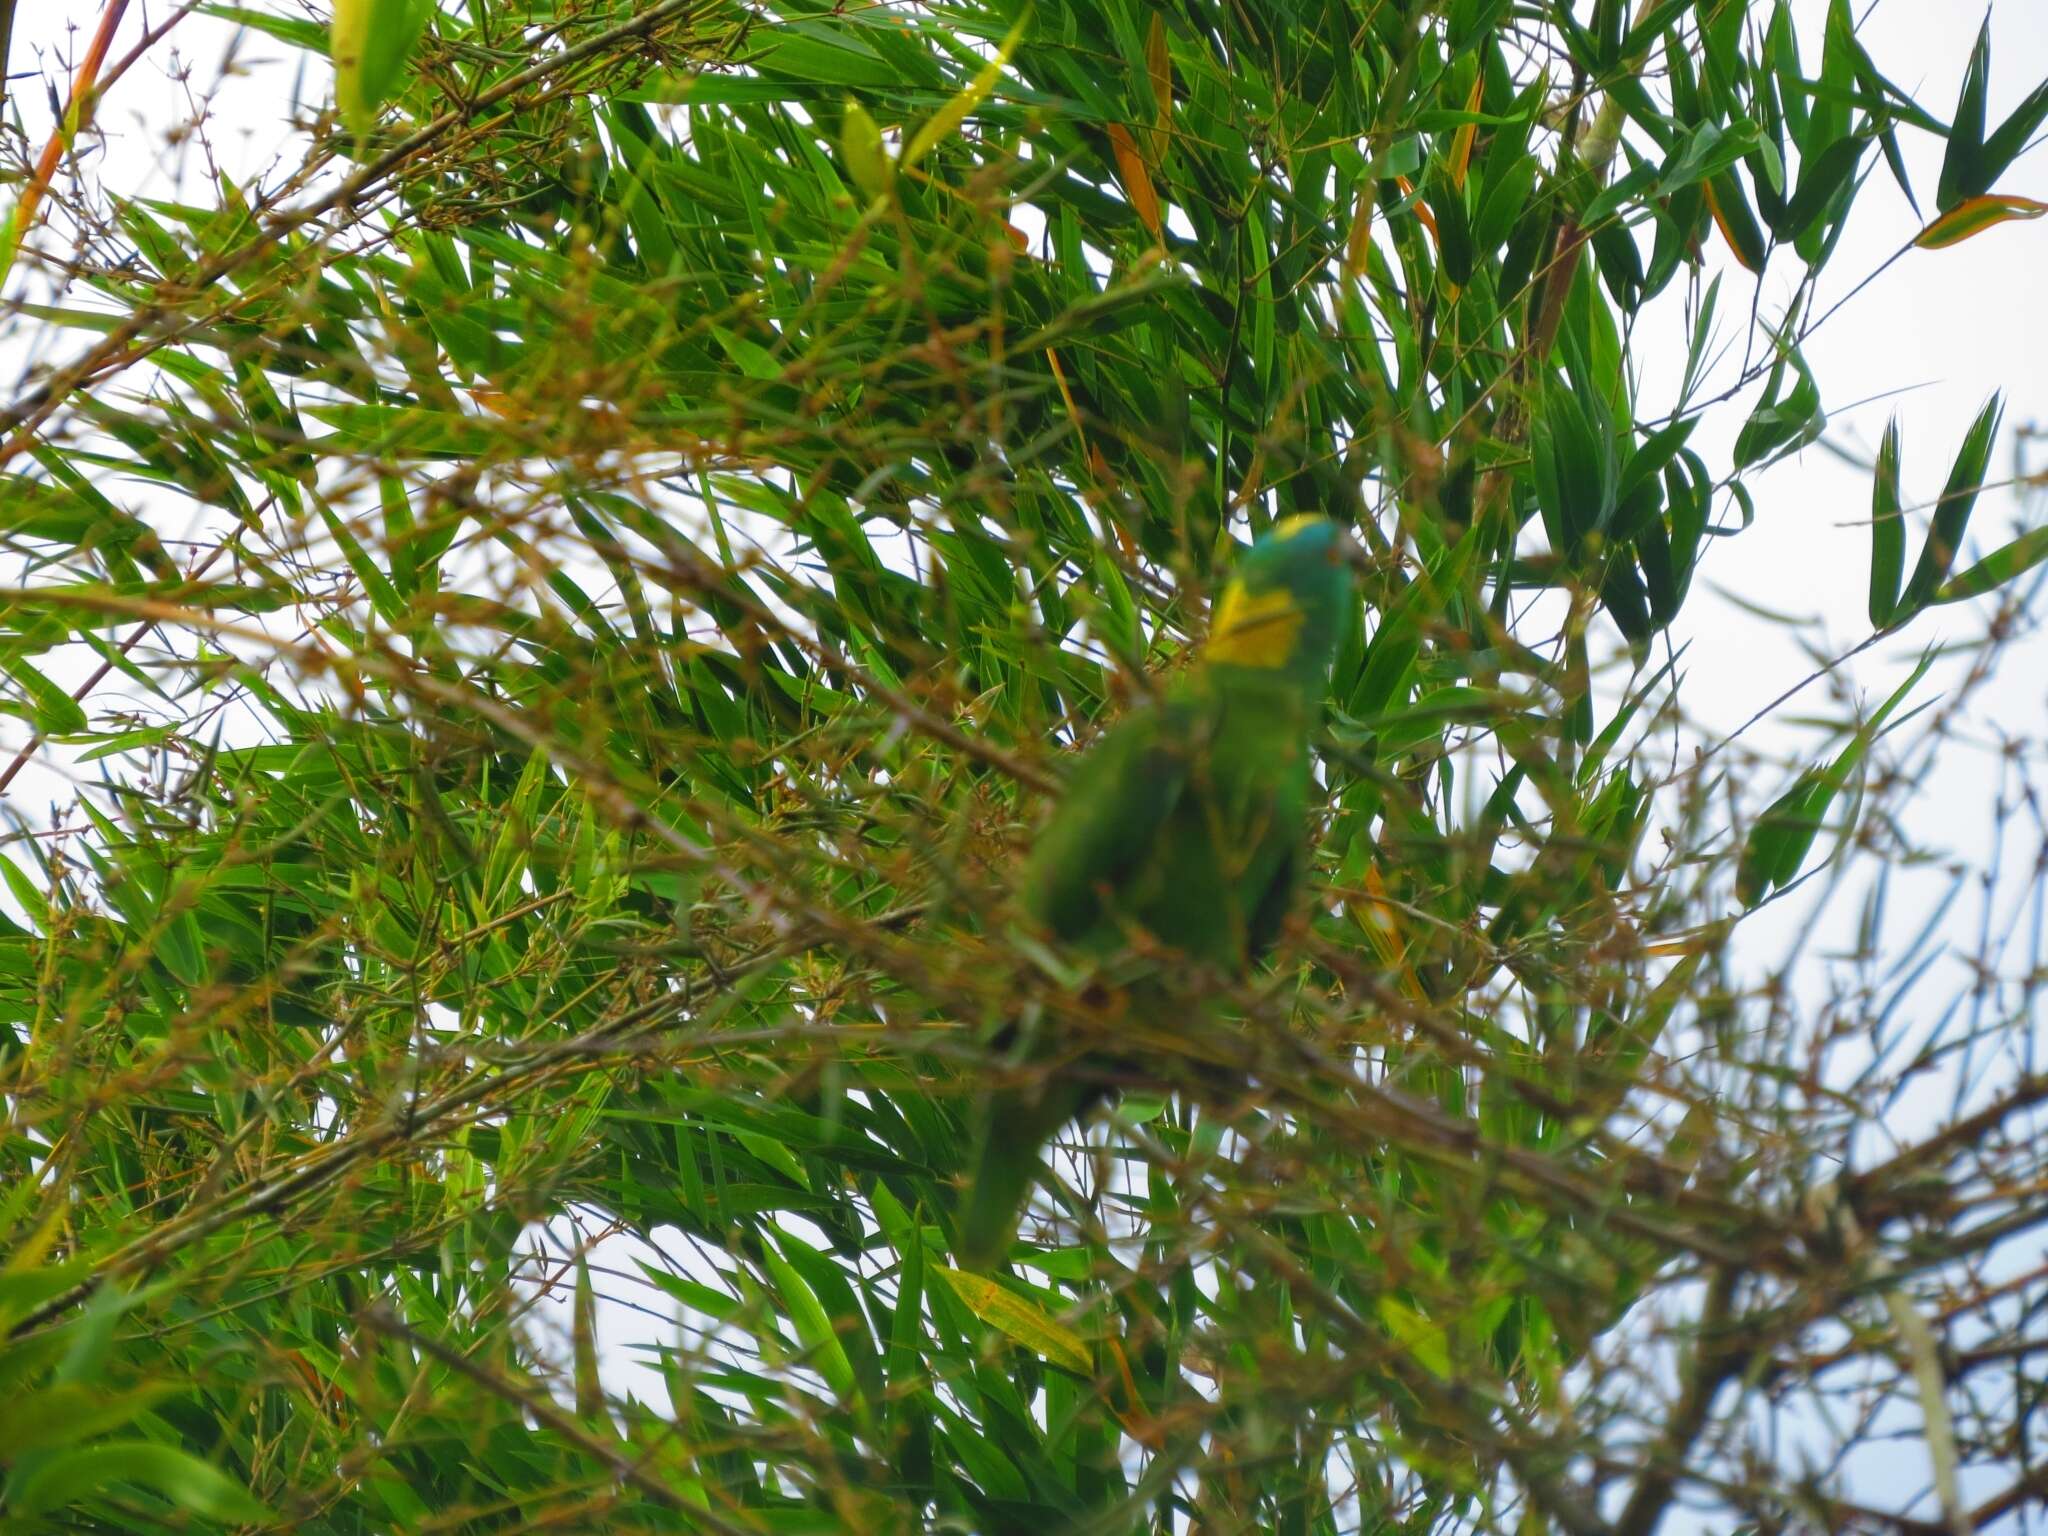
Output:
top-left (1203, 515), bottom-right (1360, 692)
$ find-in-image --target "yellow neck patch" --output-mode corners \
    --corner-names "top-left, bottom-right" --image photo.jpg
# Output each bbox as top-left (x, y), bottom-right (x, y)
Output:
top-left (1206, 579), bottom-right (1303, 669)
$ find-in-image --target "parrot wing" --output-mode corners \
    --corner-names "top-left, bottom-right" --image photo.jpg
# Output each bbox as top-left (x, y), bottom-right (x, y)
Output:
top-left (1244, 836), bottom-right (1303, 959)
top-left (958, 691), bottom-right (1207, 1270)
top-left (1019, 689), bottom-right (1207, 944)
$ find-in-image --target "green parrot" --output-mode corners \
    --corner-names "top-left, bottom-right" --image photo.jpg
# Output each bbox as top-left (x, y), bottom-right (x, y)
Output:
top-left (957, 515), bottom-right (1360, 1269)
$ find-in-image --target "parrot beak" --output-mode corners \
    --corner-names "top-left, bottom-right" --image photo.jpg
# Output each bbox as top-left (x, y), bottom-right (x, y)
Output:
top-left (1336, 528), bottom-right (1368, 571)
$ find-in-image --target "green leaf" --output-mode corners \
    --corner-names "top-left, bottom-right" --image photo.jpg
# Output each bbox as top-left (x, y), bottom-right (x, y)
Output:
top-left (0, 1259), bottom-right (91, 1340)
top-left (1737, 651), bottom-right (1933, 907)
top-left (746, 19), bottom-right (899, 88)
top-left (572, 1253), bottom-right (602, 1418)
top-left (1980, 78), bottom-right (2048, 198)
top-left (636, 1265), bottom-right (745, 1322)
top-left (1900, 394), bottom-right (2003, 615)
top-left (1704, 169), bottom-right (1768, 272)
top-left (1931, 524), bottom-right (2048, 606)
top-left (840, 98), bottom-right (892, 201)
top-left (900, 9), bottom-right (1029, 173)
top-left (0, 1384), bottom-right (176, 1457)
top-left (1, 657), bottom-right (87, 736)
top-left (8, 1440), bottom-right (276, 1521)
top-left (331, 0), bottom-right (431, 135)
top-left (886, 1211), bottom-right (927, 1389)
top-left (1619, 0), bottom-right (1693, 60)
top-left (1581, 950), bottom-right (1707, 1116)
top-left (1616, 415), bottom-right (1697, 508)
top-left (200, 5), bottom-right (329, 53)
top-left (1735, 767), bottom-right (1833, 908)
top-left (313, 493), bottom-right (405, 626)
top-left (1733, 342), bottom-right (1823, 470)
top-left (1781, 135), bottom-right (1866, 241)
top-left (1658, 121), bottom-right (1753, 196)
top-left (761, 1239), bottom-right (859, 1401)
top-left (1868, 417), bottom-right (1904, 629)
top-left (1378, 1297), bottom-right (1452, 1378)
top-left (1935, 17), bottom-right (1990, 212)
top-left (1766, 2), bottom-right (1807, 143)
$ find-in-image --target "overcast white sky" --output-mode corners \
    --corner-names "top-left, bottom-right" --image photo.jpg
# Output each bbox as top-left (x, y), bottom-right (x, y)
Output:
top-left (4, 0), bottom-right (2047, 1519)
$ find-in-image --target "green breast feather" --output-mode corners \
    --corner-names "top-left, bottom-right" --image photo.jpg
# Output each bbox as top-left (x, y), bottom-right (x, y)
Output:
top-left (956, 517), bottom-right (1358, 1270)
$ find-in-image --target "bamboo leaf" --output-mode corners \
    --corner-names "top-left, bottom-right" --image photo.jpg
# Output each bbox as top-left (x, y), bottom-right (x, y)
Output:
top-left (1930, 524), bottom-right (2048, 606)
top-left (1900, 393), bottom-right (2003, 614)
top-left (1914, 193), bottom-right (2048, 250)
top-left (1145, 12), bottom-right (1172, 161)
top-left (332, 0), bottom-right (431, 135)
top-left (900, 9), bottom-right (1029, 174)
top-left (934, 1267), bottom-right (1091, 1374)
top-left (840, 98), bottom-right (892, 201)
top-left (762, 1241), bottom-right (860, 1401)
top-left (572, 1253), bottom-right (603, 1418)
top-left (1106, 122), bottom-right (1162, 241)
top-left (1737, 651), bottom-right (1933, 906)
top-left (1, 655), bottom-right (87, 735)
top-left (1704, 170), bottom-right (1768, 272)
top-left (9, 1441), bottom-right (275, 1521)
top-left (1935, 16), bottom-right (1991, 211)
top-left (1868, 416), bottom-right (1904, 628)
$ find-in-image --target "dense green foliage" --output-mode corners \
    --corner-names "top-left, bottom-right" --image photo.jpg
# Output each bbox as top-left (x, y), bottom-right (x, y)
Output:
top-left (2, 1), bottom-right (2046, 1532)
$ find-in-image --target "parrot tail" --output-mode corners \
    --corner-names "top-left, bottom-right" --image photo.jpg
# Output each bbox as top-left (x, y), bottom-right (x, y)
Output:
top-left (955, 1081), bottom-right (1092, 1272)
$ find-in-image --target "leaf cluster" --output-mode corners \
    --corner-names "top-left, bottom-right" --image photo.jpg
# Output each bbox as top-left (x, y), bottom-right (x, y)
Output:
top-left (1, 2), bottom-right (2046, 1533)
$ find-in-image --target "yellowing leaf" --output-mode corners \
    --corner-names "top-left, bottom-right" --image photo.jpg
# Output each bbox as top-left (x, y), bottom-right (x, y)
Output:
top-left (1107, 122), bottom-right (1162, 241)
top-left (1398, 176), bottom-right (1439, 246)
top-left (1344, 186), bottom-right (1375, 278)
top-left (1354, 861), bottom-right (1427, 1003)
top-left (901, 9), bottom-right (1030, 174)
top-left (1448, 71), bottom-right (1484, 191)
top-left (1914, 193), bottom-right (2048, 249)
top-left (572, 1254), bottom-right (602, 1418)
top-left (1045, 347), bottom-right (1094, 471)
top-left (936, 1266), bottom-right (1092, 1374)
top-left (1703, 173), bottom-right (1767, 273)
top-left (1145, 13), bottom-right (1173, 162)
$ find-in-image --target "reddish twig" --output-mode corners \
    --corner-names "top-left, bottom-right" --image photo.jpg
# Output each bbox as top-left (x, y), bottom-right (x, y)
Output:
top-left (0, 0), bottom-right (130, 282)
